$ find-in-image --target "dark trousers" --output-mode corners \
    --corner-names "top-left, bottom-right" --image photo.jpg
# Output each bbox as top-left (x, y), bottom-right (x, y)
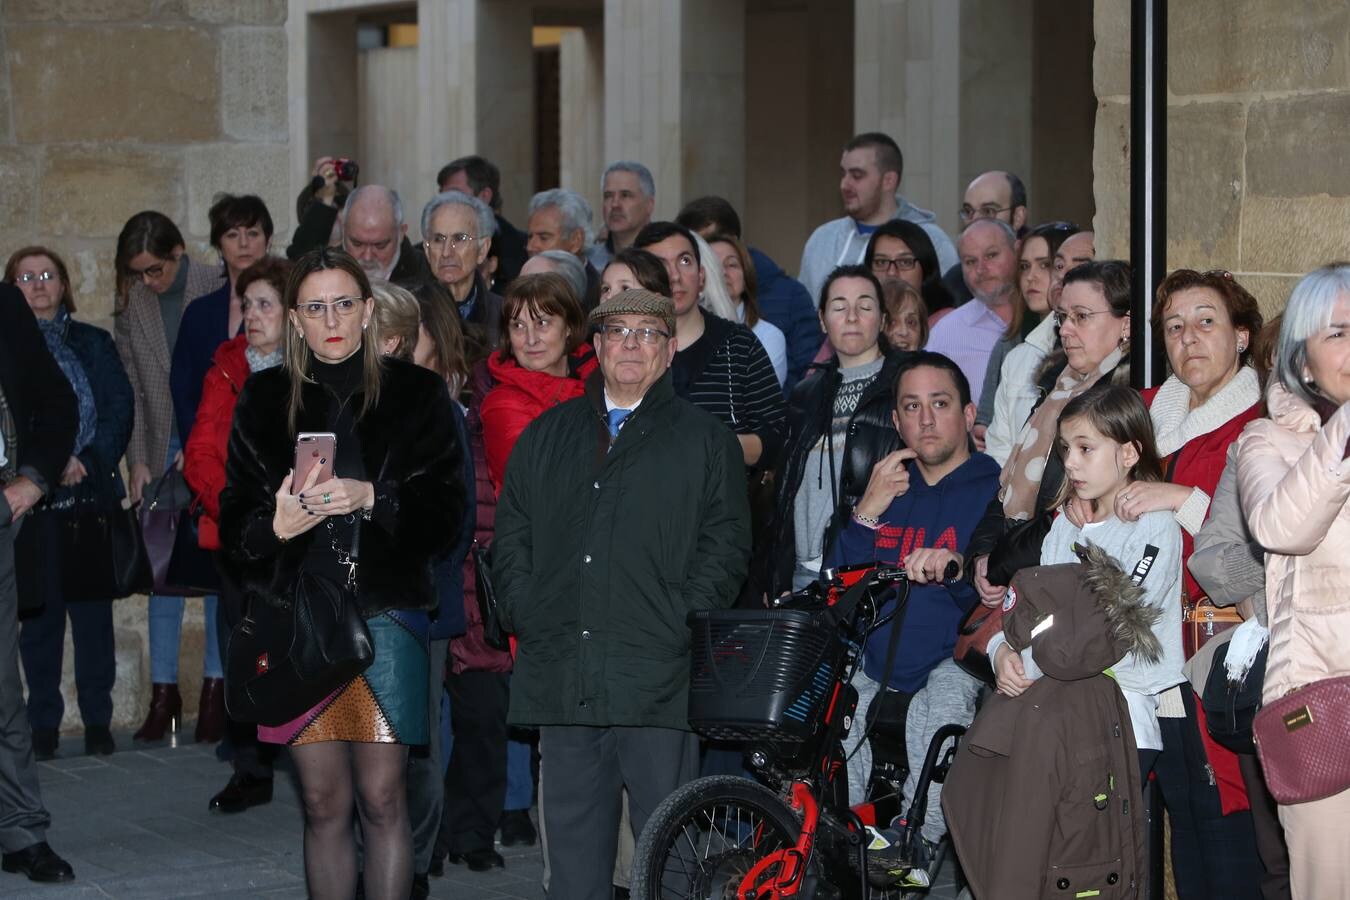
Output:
top-left (1155, 691), bottom-right (1262, 900)
top-left (408, 638), bottom-right (448, 874)
top-left (215, 557), bottom-right (276, 778)
top-left (1238, 752), bottom-right (1291, 900)
top-left (540, 724), bottom-right (699, 900)
top-left (0, 523), bottom-right (51, 850)
top-left (440, 671), bottom-right (508, 855)
top-left (18, 593), bottom-right (114, 730)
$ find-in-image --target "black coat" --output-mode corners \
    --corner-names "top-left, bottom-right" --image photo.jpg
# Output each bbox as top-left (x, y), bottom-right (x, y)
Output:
top-left (493, 372), bottom-right (750, 729)
top-left (0, 286), bottom-right (77, 522)
top-left (218, 357), bottom-right (466, 617)
top-left (753, 350), bottom-right (914, 598)
top-left (57, 319), bottom-right (134, 504)
top-left (490, 213), bottom-right (528, 292)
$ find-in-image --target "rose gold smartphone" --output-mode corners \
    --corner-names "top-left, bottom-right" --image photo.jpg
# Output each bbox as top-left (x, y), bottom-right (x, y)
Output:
top-left (293, 432), bottom-right (336, 494)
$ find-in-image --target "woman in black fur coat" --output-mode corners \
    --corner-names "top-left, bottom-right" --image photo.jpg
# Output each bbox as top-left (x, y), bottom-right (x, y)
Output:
top-left (219, 247), bottom-right (465, 900)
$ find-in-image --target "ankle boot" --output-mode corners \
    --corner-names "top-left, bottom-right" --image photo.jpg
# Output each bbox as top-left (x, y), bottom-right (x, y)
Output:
top-left (195, 678), bottom-right (226, 743)
top-left (133, 683), bottom-right (182, 742)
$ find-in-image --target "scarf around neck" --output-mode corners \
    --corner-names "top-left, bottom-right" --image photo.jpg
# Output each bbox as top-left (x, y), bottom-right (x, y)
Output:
top-left (998, 346), bottom-right (1124, 520)
top-left (38, 308), bottom-right (97, 455)
top-left (1148, 366), bottom-right (1261, 457)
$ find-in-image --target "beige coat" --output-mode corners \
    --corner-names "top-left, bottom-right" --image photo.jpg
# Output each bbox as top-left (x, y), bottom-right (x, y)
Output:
top-left (1235, 383), bottom-right (1350, 703)
top-left (113, 258), bottom-right (224, 470)
top-left (1235, 381), bottom-right (1350, 899)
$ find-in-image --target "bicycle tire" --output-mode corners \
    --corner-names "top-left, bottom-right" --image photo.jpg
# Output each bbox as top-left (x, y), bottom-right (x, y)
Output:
top-left (631, 774), bottom-right (805, 900)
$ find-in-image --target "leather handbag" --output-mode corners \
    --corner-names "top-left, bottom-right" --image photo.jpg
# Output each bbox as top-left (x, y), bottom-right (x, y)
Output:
top-left (140, 465), bottom-right (219, 597)
top-left (953, 603), bottom-right (1003, 684)
top-left (59, 499), bottom-right (152, 602)
top-left (1183, 594), bottom-right (1244, 658)
top-left (1252, 675), bottom-right (1350, 805)
top-left (472, 540), bottom-right (510, 651)
top-left (225, 570), bottom-right (374, 726)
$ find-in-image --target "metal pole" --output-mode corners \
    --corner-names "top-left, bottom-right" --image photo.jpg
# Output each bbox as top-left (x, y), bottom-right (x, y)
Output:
top-left (1130, 0), bottom-right (1168, 389)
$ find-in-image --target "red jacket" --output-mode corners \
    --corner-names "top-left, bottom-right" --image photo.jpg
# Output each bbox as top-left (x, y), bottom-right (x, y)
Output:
top-left (1141, 385), bottom-right (1261, 815)
top-left (479, 345), bottom-right (599, 495)
top-left (183, 335), bottom-right (250, 551)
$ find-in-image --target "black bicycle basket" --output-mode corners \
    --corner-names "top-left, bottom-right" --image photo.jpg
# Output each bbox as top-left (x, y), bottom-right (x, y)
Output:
top-left (686, 608), bottom-right (848, 743)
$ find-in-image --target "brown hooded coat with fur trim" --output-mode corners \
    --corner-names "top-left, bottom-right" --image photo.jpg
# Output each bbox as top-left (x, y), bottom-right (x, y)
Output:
top-left (943, 545), bottom-right (1159, 899)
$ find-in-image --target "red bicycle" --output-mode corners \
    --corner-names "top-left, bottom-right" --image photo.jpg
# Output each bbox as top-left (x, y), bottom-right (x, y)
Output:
top-left (631, 562), bottom-right (968, 899)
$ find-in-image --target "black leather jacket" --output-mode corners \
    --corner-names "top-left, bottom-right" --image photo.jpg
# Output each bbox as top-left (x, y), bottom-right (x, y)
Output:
top-left (752, 350), bottom-right (914, 598)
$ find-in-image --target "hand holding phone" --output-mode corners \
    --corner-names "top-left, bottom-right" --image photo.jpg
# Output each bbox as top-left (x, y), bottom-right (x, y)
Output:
top-left (293, 433), bottom-right (336, 495)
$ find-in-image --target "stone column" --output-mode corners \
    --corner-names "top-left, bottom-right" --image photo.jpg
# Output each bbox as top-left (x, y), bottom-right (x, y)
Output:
top-left (417, 0), bottom-right (535, 225)
top-left (560, 24), bottom-right (605, 213)
top-left (602, 0), bottom-right (745, 219)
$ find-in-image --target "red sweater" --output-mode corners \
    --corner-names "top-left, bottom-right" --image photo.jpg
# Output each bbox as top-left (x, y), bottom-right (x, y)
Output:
top-left (479, 345), bottom-right (599, 495)
top-left (183, 335), bottom-right (250, 551)
top-left (1141, 385), bottom-right (1261, 815)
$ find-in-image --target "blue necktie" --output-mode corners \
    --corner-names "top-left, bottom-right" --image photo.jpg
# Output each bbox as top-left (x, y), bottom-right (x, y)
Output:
top-left (607, 407), bottom-right (633, 438)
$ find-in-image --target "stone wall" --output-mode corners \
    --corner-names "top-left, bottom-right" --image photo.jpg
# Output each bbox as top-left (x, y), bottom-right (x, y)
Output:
top-left (1093, 0), bottom-right (1350, 319)
top-left (0, 1), bottom-right (290, 733)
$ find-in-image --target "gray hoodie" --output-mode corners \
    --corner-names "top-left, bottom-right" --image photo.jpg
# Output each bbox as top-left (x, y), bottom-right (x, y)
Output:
top-left (797, 195), bottom-right (958, 302)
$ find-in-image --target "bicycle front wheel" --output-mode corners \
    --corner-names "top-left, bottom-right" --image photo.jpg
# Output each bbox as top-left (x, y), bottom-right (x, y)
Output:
top-left (632, 774), bottom-right (805, 900)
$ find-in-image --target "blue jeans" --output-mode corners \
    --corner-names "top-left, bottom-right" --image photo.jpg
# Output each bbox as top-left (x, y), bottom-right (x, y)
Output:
top-left (149, 437), bottom-right (220, 683)
top-left (505, 737), bottom-right (534, 811)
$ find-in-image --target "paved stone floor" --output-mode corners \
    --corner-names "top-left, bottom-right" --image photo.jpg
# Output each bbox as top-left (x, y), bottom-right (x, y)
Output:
top-left (8, 735), bottom-right (962, 899)
top-left (6, 736), bottom-right (544, 899)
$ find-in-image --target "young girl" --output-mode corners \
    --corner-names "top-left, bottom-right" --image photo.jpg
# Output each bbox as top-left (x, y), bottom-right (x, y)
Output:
top-left (991, 384), bottom-right (1184, 778)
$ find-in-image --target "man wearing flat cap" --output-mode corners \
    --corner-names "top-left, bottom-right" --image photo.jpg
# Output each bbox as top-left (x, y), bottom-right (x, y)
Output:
top-left (494, 289), bottom-right (750, 897)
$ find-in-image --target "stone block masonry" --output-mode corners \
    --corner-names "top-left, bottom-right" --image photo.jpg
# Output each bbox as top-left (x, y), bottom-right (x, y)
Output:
top-left (1092, 0), bottom-right (1350, 319)
top-left (0, 3), bottom-right (289, 734)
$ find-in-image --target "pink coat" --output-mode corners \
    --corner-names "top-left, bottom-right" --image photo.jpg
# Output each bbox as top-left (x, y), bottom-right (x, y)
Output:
top-left (1234, 383), bottom-right (1350, 703)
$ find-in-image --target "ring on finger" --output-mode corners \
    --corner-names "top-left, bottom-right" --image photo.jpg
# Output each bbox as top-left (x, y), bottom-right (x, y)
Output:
top-left (322, 492), bottom-right (332, 505)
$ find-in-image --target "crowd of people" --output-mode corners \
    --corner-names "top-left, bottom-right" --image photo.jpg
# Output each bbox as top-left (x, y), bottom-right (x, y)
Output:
top-left (0, 130), bottom-right (1344, 900)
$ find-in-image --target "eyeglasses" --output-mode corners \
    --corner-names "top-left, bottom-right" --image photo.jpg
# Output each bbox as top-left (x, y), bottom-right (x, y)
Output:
top-left (296, 297), bottom-right (362, 319)
top-left (960, 204), bottom-right (1013, 223)
top-left (1053, 309), bottom-right (1114, 328)
top-left (509, 316), bottom-right (558, 334)
top-left (128, 262), bottom-right (168, 280)
top-left (600, 324), bottom-right (669, 345)
top-left (16, 271), bottom-right (56, 284)
top-left (871, 255), bottom-right (918, 273)
top-left (425, 232), bottom-right (479, 252)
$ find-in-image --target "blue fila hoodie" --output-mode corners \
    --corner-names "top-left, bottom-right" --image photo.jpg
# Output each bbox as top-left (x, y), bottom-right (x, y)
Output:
top-left (828, 451), bottom-right (1001, 693)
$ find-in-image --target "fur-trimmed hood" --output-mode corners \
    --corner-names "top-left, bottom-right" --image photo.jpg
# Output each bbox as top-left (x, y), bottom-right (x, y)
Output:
top-left (1004, 542), bottom-right (1162, 681)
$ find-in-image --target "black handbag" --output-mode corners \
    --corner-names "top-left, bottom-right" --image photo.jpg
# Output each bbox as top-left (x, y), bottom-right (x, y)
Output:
top-left (225, 520), bottom-right (374, 725)
top-left (140, 465), bottom-right (219, 596)
top-left (1202, 640), bottom-right (1267, 755)
top-left (15, 488), bottom-right (152, 610)
top-left (472, 540), bottom-right (510, 651)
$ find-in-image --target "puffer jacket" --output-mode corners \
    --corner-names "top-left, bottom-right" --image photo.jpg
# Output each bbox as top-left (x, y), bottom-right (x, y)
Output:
top-left (753, 349), bottom-right (914, 598)
top-left (944, 544), bottom-right (1157, 899)
top-left (184, 334), bottom-right (250, 551)
top-left (1234, 383), bottom-right (1350, 703)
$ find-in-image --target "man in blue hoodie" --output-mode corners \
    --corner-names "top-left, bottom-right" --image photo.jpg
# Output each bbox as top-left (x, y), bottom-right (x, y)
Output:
top-left (677, 196), bottom-right (821, 391)
top-left (798, 133), bottom-right (958, 304)
top-left (827, 351), bottom-right (999, 867)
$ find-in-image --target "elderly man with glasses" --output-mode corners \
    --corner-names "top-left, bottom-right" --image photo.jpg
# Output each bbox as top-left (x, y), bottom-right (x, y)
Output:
top-left (493, 288), bottom-right (750, 900)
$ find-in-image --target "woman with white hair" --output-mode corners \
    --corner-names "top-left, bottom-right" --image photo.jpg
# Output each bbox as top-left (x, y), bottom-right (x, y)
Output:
top-left (1235, 263), bottom-right (1350, 898)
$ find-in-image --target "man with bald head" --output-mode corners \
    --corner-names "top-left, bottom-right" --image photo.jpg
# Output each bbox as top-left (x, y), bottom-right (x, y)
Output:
top-left (286, 183), bottom-right (431, 284)
top-left (942, 170), bottom-right (1029, 304)
top-left (925, 218), bottom-right (1020, 407)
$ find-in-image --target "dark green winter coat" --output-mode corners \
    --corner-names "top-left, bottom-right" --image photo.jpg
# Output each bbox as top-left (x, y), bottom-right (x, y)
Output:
top-left (493, 371), bottom-right (750, 730)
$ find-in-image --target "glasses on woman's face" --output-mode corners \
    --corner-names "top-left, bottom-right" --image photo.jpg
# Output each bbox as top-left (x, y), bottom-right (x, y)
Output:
top-left (128, 262), bottom-right (168, 281)
top-left (871, 256), bottom-right (918, 273)
top-left (1053, 309), bottom-right (1112, 329)
top-left (296, 297), bottom-right (361, 319)
top-left (599, 323), bottom-right (669, 345)
top-left (16, 270), bottom-right (56, 284)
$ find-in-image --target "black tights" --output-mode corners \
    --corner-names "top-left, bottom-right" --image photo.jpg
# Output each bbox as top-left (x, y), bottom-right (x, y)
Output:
top-left (292, 741), bottom-right (412, 900)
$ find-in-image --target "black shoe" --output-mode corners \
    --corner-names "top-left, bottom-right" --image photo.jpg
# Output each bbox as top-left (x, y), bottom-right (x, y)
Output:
top-left (498, 808), bottom-right (537, 847)
top-left (1, 841), bottom-right (74, 883)
top-left (30, 729), bottom-right (58, 761)
top-left (84, 726), bottom-right (115, 756)
top-left (447, 848), bottom-right (505, 872)
top-left (208, 773), bottom-right (274, 814)
top-left (411, 872), bottom-right (430, 899)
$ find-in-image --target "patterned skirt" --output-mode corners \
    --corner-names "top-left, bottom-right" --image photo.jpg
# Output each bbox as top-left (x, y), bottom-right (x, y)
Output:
top-left (258, 609), bottom-right (430, 746)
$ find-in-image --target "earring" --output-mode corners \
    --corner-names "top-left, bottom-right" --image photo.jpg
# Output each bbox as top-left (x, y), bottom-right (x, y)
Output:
top-left (1238, 342), bottom-right (1247, 352)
